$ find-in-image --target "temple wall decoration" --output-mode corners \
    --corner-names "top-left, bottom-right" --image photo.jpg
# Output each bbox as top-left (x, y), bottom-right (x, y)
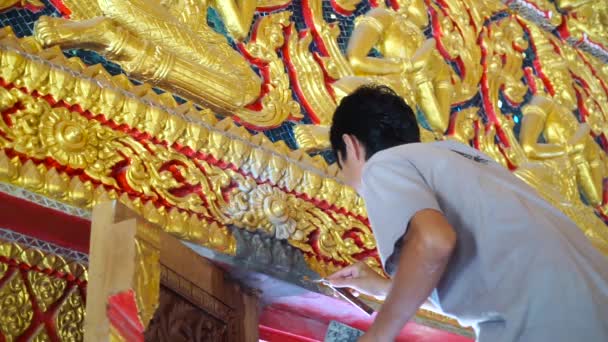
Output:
top-left (0, 0), bottom-right (607, 339)
top-left (0, 231), bottom-right (88, 341)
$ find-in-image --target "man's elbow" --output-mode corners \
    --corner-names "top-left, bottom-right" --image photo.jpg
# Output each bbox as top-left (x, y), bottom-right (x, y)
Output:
top-left (424, 227), bottom-right (456, 260)
top-left (411, 210), bottom-right (457, 260)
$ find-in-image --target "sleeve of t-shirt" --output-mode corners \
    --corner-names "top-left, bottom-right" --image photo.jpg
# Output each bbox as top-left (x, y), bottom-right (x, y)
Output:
top-left (360, 158), bottom-right (442, 275)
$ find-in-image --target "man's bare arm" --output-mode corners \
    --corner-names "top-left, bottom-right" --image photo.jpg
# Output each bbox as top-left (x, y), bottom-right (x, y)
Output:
top-left (364, 209), bottom-right (456, 341)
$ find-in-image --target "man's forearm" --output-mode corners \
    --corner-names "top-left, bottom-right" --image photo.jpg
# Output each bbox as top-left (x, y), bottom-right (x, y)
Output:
top-left (367, 227), bottom-right (454, 339)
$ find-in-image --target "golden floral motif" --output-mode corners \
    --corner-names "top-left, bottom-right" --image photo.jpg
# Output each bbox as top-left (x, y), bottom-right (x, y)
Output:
top-left (227, 182), bottom-right (302, 240)
top-left (40, 107), bottom-right (102, 169)
top-left (56, 287), bottom-right (85, 342)
top-left (28, 270), bottom-right (68, 312)
top-left (0, 272), bottom-right (34, 342)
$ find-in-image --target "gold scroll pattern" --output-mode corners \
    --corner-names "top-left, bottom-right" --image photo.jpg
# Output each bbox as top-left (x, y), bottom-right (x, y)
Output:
top-left (56, 288), bottom-right (85, 342)
top-left (0, 239), bottom-right (88, 342)
top-left (0, 272), bottom-right (33, 341)
top-left (0, 29), bottom-right (373, 275)
top-left (32, 327), bottom-right (51, 342)
top-left (28, 271), bottom-right (68, 312)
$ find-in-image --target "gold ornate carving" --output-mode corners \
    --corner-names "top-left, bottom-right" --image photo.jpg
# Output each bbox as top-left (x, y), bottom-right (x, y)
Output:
top-left (32, 0), bottom-right (306, 128)
top-left (295, 5), bottom-right (454, 150)
top-left (134, 222), bottom-right (161, 328)
top-left (556, 0), bottom-right (608, 53)
top-left (285, 23), bottom-right (337, 127)
top-left (480, 17), bottom-right (530, 167)
top-left (28, 270), bottom-right (68, 312)
top-left (430, 0), bottom-right (484, 103)
top-left (304, 0), bottom-right (354, 80)
top-left (0, 31), bottom-right (379, 269)
top-left (56, 287), bottom-right (85, 342)
top-left (0, 239), bottom-right (88, 341)
top-left (237, 11), bottom-right (303, 128)
top-left (0, 263), bottom-right (7, 279)
top-left (0, 0), bottom-right (43, 11)
top-left (520, 95), bottom-right (606, 207)
top-left (0, 272), bottom-right (33, 341)
top-left (31, 326), bottom-right (51, 342)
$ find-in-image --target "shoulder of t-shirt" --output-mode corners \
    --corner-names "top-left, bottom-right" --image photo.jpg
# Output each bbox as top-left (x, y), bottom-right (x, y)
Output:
top-left (366, 142), bottom-right (432, 165)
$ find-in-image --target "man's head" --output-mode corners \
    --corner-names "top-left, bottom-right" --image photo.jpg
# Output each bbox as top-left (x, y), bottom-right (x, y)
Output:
top-left (330, 84), bottom-right (420, 189)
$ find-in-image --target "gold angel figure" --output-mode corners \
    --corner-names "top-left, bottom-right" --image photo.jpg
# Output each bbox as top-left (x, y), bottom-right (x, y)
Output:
top-left (520, 95), bottom-right (607, 208)
top-left (34, 0), bottom-right (295, 128)
top-left (295, 4), bottom-right (454, 151)
top-left (333, 6), bottom-right (453, 135)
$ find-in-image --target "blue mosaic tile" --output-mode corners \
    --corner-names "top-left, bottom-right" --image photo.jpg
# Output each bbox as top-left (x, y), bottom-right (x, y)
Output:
top-left (0, 0), bottom-right (60, 37)
top-left (324, 321), bottom-right (364, 342)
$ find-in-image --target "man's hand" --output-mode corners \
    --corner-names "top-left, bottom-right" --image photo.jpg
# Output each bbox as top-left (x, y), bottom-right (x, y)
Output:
top-left (326, 261), bottom-right (391, 300)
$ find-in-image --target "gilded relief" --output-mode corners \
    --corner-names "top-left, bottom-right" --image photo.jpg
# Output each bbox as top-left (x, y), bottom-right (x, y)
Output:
top-left (0, 0), bottom-right (607, 286)
top-left (34, 0), bottom-right (301, 128)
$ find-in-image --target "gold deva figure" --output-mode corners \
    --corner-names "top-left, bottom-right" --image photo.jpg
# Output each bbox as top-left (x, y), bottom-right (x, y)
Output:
top-left (34, 0), bottom-right (298, 128)
top-left (333, 6), bottom-right (452, 135)
top-left (296, 4), bottom-right (454, 151)
top-left (520, 95), bottom-right (607, 208)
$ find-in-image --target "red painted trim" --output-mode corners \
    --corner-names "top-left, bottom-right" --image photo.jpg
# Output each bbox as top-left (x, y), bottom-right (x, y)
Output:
top-left (259, 325), bottom-right (320, 342)
top-left (0, 190), bottom-right (90, 253)
top-left (330, 0), bottom-right (355, 16)
top-left (107, 290), bottom-right (145, 342)
top-left (48, 0), bottom-right (72, 18)
top-left (260, 298), bottom-right (474, 342)
top-left (301, 0), bottom-right (331, 57)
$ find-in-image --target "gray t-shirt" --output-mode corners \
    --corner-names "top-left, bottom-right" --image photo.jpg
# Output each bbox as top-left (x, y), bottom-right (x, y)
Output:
top-left (359, 141), bottom-right (608, 342)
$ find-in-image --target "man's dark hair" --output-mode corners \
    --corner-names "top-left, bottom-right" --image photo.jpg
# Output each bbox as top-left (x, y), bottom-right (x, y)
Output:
top-left (330, 84), bottom-right (420, 167)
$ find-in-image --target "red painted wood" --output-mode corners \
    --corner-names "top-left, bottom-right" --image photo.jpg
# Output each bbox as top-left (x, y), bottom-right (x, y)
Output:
top-left (260, 293), bottom-right (474, 342)
top-left (0, 191), bottom-right (90, 253)
top-left (259, 325), bottom-right (321, 342)
top-left (107, 290), bottom-right (144, 342)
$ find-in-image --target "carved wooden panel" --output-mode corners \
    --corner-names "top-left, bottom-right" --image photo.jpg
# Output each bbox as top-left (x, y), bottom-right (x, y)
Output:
top-left (144, 286), bottom-right (228, 342)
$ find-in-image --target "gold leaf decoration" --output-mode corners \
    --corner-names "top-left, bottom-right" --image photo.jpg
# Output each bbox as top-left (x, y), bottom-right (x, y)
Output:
top-left (0, 272), bottom-right (34, 342)
top-left (56, 287), bottom-right (85, 342)
top-left (28, 270), bottom-right (68, 312)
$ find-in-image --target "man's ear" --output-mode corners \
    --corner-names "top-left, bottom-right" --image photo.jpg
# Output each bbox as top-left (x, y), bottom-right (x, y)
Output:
top-left (343, 134), bottom-right (363, 161)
